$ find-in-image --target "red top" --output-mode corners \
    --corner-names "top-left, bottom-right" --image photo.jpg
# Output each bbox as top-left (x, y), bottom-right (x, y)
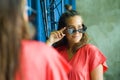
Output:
top-left (56, 44), bottom-right (108, 80)
top-left (15, 40), bottom-right (71, 80)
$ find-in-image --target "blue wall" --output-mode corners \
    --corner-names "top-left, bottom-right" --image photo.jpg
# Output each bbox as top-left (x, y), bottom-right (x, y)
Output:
top-left (76, 0), bottom-right (120, 80)
top-left (27, 0), bottom-right (76, 42)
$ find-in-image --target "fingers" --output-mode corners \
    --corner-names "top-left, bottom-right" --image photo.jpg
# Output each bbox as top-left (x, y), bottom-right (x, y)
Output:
top-left (56, 31), bottom-right (65, 38)
top-left (59, 27), bottom-right (66, 33)
top-left (51, 27), bottom-right (65, 38)
top-left (57, 27), bottom-right (66, 37)
top-left (48, 27), bottom-right (66, 44)
top-left (51, 31), bottom-right (63, 39)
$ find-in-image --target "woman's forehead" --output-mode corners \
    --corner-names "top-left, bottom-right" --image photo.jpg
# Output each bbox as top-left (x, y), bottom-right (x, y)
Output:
top-left (66, 15), bottom-right (83, 25)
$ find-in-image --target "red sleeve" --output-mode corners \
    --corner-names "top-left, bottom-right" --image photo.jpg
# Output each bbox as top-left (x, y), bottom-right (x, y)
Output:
top-left (16, 40), bottom-right (71, 80)
top-left (88, 44), bottom-right (108, 73)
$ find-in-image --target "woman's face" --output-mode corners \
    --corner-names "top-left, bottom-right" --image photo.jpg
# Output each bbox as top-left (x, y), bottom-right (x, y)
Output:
top-left (65, 15), bottom-right (83, 44)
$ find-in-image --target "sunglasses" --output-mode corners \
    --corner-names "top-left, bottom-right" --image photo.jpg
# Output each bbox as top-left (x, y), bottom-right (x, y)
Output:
top-left (66, 24), bottom-right (87, 34)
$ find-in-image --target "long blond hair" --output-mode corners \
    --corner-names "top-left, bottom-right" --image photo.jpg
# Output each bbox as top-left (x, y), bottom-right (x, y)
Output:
top-left (0, 0), bottom-right (30, 80)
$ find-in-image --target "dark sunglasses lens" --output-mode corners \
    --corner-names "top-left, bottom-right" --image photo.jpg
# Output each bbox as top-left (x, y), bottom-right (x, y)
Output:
top-left (67, 29), bottom-right (83, 34)
top-left (67, 28), bottom-right (74, 34)
top-left (67, 27), bottom-right (87, 34)
top-left (78, 29), bottom-right (83, 33)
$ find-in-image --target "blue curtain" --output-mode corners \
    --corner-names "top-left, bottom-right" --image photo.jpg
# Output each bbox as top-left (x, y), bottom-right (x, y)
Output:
top-left (27, 0), bottom-right (76, 42)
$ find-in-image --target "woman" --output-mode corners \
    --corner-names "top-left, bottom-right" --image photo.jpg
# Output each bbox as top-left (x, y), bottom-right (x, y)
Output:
top-left (46, 7), bottom-right (108, 80)
top-left (0, 0), bottom-right (71, 80)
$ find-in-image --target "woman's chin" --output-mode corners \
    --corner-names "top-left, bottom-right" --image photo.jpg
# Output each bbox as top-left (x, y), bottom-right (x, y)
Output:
top-left (72, 39), bottom-right (80, 43)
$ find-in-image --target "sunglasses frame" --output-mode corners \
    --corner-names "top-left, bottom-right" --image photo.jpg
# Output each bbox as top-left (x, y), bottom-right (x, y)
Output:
top-left (66, 24), bottom-right (87, 34)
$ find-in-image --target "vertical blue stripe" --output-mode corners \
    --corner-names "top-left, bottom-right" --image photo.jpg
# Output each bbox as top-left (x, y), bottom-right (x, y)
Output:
top-left (35, 0), bottom-right (46, 42)
top-left (27, 0), bottom-right (76, 42)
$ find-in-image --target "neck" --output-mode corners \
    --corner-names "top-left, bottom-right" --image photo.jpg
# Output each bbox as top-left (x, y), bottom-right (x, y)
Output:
top-left (67, 41), bottom-right (74, 54)
top-left (67, 47), bottom-right (74, 60)
top-left (68, 41), bottom-right (74, 49)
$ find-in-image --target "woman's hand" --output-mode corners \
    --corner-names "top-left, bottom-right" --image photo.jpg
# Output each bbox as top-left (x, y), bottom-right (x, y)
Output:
top-left (46, 27), bottom-right (66, 46)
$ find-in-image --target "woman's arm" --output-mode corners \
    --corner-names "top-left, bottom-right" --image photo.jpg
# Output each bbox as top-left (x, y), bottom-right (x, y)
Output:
top-left (46, 27), bottom-right (66, 46)
top-left (91, 64), bottom-right (103, 80)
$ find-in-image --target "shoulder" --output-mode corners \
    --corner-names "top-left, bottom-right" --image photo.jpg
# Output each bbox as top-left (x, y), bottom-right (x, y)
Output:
top-left (21, 40), bottom-right (57, 54)
top-left (81, 44), bottom-right (100, 52)
top-left (20, 40), bottom-right (71, 80)
top-left (21, 40), bottom-right (61, 63)
top-left (21, 40), bottom-right (50, 49)
top-left (77, 44), bottom-right (104, 57)
top-left (84, 44), bottom-right (98, 49)
top-left (84, 44), bottom-right (108, 72)
top-left (81, 44), bottom-right (106, 60)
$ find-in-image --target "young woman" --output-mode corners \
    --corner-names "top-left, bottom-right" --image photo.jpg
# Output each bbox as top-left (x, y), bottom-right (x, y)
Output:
top-left (0, 0), bottom-right (71, 80)
top-left (46, 7), bottom-right (108, 80)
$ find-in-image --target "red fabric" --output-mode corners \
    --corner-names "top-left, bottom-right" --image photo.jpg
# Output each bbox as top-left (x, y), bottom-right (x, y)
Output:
top-left (15, 40), bottom-right (71, 80)
top-left (56, 44), bottom-right (108, 80)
